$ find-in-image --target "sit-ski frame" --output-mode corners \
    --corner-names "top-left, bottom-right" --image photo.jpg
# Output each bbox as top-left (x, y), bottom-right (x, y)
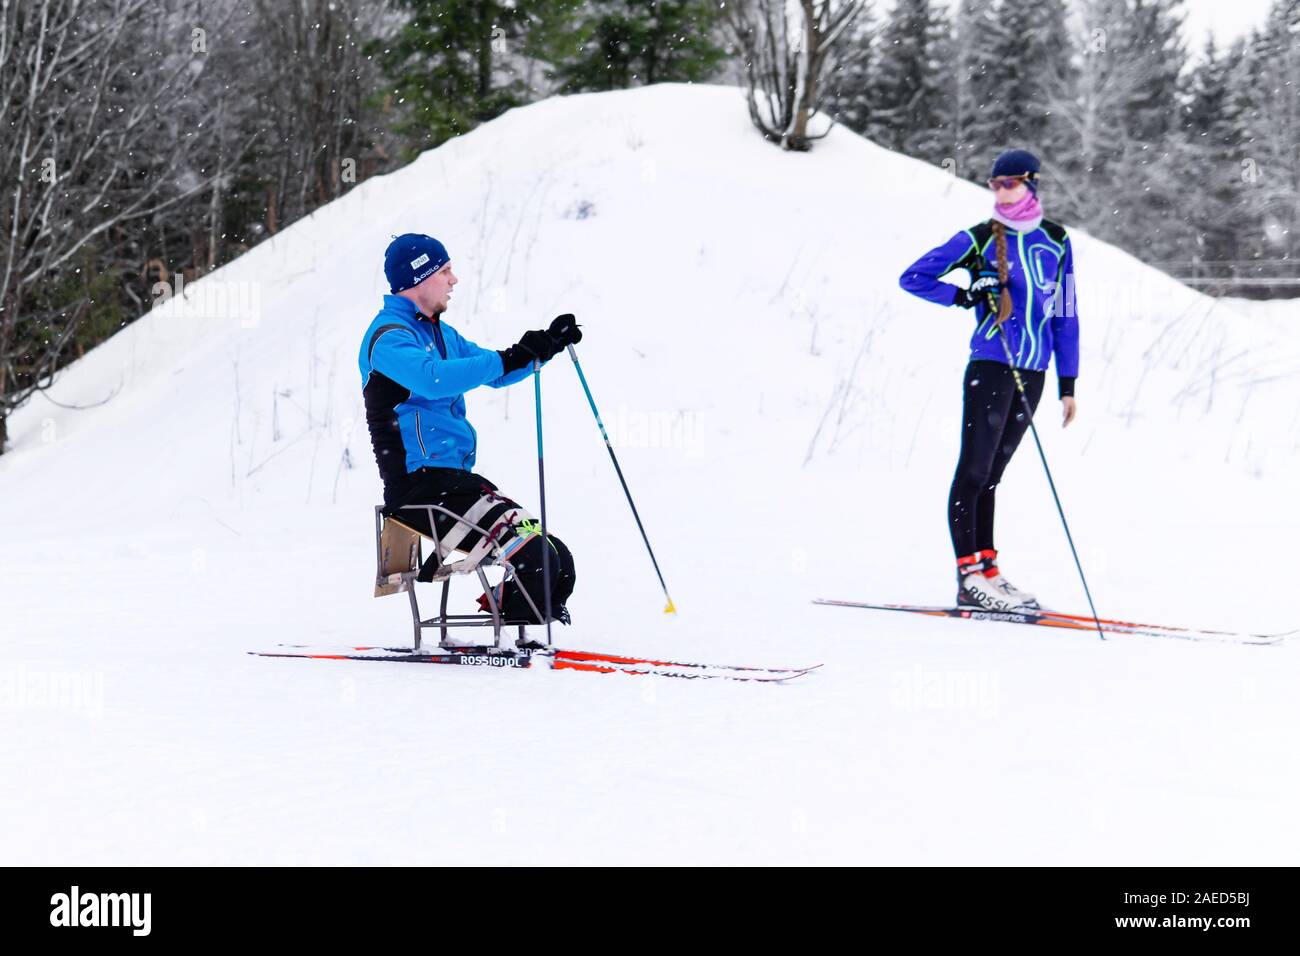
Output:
top-left (374, 504), bottom-right (546, 652)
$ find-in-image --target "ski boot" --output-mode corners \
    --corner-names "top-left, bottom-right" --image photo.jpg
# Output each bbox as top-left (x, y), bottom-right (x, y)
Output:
top-left (956, 553), bottom-right (1018, 611)
top-left (978, 548), bottom-right (1039, 609)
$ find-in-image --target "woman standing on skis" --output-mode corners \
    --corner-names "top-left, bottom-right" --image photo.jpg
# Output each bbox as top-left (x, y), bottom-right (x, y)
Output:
top-left (899, 149), bottom-right (1079, 612)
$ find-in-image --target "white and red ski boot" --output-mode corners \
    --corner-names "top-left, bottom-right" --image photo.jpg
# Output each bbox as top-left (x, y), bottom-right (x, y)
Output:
top-left (978, 548), bottom-right (1039, 609)
top-left (956, 552), bottom-right (1018, 611)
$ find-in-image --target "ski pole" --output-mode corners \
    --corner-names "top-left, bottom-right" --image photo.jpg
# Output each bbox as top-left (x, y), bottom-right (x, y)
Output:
top-left (991, 320), bottom-right (1104, 641)
top-left (533, 359), bottom-right (553, 647)
top-left (566, 344), bottom-right (677, 614)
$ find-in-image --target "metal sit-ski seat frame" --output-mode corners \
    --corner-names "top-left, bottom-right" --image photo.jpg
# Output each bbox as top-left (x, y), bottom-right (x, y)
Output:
top-left (373, 504), bottom-right (545, 652)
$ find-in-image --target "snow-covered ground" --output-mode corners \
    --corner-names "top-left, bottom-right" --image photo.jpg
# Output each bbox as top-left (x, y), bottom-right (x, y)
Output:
top-left (2, 85), bottom-right (1297, 865)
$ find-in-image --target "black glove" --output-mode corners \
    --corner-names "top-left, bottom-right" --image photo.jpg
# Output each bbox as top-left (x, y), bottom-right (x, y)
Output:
top-left (953, 271), bottom-right (1002, 309)
top-left (548, 313), bottom-right (582, 349)
top-left (498, 328), bottom-right (559, 375)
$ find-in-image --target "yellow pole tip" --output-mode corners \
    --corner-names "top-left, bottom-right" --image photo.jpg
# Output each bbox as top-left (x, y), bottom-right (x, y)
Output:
top-left (663, 599), bottom-right (677, 615)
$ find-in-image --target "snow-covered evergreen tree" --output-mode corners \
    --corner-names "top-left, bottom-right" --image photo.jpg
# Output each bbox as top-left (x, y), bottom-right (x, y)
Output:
top-left (956, 0), bottom-right (1071, 180)
top-left (1239, 0), bottom-right (1300, 271)
top-left (547, 1), bottom-right (727, 93)
top-left (866, 0), bottom-right (949, 161)
top-left (1179, 37), bottom-right (1248, 276)
top-left (1044, 0), bottom-right (1189, 261)
top-left (957, 0), bottom-right (1017, 164)
top-left (824, 3), bottom-right (876, 134)
top-left (375, 0), bottom-right (549, 149)
top-left (948, 0), bottom-right (993, 176)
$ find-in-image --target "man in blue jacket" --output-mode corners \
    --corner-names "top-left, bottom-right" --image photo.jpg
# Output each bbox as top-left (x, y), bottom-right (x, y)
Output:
top-left (359, 233), bottom-right (580, 630)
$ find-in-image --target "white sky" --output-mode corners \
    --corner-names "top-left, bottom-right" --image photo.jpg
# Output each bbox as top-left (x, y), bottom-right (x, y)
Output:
top-left (921, 0), bottom-right (1277, 50)
top-left (1180, 0), bottom-right (1275, 48)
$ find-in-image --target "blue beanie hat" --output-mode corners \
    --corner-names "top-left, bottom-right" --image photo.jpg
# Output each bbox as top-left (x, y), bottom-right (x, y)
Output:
top-left (991, 149), bottom-right (1041, 193)
top-left (384, 233), bottom-right (450, 293)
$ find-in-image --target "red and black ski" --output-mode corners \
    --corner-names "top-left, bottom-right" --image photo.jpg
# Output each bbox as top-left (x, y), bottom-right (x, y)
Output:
top-left (812, 598), bottom-right (1291, 646)
top-left (251, 644), bottom-right (819, 682)
top-left (550, 647), bottom-right (820, 676)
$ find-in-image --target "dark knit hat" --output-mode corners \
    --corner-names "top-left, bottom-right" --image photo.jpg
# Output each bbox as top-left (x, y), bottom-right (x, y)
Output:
top-left (384, 233), bottom-right (449, 293)
top-left (991, 149), bottom-right (1041, 193)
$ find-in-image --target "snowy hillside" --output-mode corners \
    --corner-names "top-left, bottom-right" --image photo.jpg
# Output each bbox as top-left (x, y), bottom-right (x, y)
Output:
top-left (2, 84), bottom-right (1297, 865)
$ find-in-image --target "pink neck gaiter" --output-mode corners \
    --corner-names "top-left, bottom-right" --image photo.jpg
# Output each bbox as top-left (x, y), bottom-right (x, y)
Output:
top-left (994, 191), bottom-right (1042, 225)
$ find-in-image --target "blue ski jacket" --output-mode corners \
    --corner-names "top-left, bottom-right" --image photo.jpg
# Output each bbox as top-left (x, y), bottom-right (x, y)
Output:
top-left (899, 219), bottom-right (1080, 391)
top-left (359, 295), bottom-right (535, 498)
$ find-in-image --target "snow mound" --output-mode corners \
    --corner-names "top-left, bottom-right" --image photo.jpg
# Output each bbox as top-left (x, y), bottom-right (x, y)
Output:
top-left (2, 84), bottom-right (1296, 865)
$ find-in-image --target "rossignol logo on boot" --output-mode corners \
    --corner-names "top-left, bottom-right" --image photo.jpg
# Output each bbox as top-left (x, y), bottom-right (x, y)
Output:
top-left (49, 886), bottom-right (151, 936)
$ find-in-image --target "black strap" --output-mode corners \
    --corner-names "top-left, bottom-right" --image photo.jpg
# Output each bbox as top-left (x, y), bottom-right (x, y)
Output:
top-left (416, 551), bottom-right (442, 583)
top-left (432, 318), bottom-right (447, 359)
top-left (1040, 218), bottom-right (1068, 245)
top-left (367, 323), bottom-right (410, 364)
top-left (961, 220), bottom-right (995, 274)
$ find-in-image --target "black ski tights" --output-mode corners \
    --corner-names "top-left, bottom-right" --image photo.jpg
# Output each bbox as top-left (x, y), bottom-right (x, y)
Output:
top-left (948, 360), bottom-right (1044, 559)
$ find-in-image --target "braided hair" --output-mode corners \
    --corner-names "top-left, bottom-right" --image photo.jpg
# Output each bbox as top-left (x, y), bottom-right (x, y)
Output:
top-left (991, 221), bottom-right (1013, 324)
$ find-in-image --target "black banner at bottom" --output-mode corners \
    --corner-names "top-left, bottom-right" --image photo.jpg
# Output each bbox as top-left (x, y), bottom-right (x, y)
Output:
top-left (2, 867), bottom-right (1288, 943)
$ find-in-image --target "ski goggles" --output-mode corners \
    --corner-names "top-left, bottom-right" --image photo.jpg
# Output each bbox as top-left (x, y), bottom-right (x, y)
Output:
top-left (987, 174), bottom-right (1036, 190)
